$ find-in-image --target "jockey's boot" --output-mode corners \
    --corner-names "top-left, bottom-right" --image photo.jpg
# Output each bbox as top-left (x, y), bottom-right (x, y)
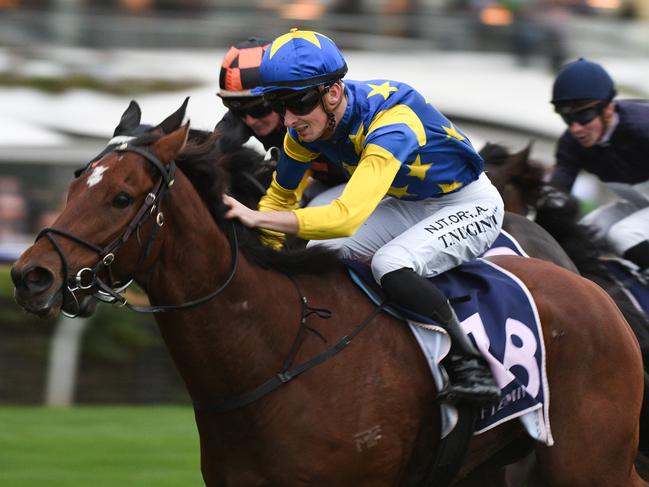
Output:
top-left (380, 267), bottom-right (500, 406)
top-left (433, 302), bottom-right (501, 406)
top-left (624, 240), bottom-right (649, 281)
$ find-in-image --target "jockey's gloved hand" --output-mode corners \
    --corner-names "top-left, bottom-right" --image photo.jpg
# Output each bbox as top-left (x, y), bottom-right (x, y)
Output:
top-left (536, 186), bottom-right (572, 210)
top-left (264, 146), bottom-right (280, 165)
top-left (259, 228), bottom-right (285, 251)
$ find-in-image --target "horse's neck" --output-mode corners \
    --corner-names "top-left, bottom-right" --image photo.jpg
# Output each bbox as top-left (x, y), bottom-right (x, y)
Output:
top-left (135, 175), bottom-right (299, 403)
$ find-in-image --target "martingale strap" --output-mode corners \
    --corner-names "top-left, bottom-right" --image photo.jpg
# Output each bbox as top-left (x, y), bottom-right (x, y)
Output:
top-left (193, 298), bottom-right (386, 414)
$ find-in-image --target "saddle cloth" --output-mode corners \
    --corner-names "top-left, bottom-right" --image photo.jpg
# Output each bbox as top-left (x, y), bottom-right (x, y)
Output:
top-left (482, 229), bottom-right (530, 258)
top-left (600, 257), bottom-right (649, 315)
top-left (345, 231), bottom-right (553, 445)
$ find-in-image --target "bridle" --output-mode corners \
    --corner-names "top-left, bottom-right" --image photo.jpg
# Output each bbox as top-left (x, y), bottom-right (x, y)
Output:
top-left (36, 141), bottom-right (238, 317)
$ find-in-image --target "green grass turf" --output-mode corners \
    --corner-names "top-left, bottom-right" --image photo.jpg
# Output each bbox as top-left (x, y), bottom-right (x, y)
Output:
top-left (0, 406), bottom-right (203, 486)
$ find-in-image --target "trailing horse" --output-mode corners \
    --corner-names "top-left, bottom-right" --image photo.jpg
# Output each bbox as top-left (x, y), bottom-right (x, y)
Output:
top-left (11, 104), bottom-right (648, 486)
top-left (481, 141), bottom-right (649, 344)
top-left (482, 141), bottom-right (649, 455)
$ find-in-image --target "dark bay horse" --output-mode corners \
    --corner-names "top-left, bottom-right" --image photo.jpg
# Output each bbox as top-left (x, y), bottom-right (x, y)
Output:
top-left (481, 141), bottom-right (649, 343)
top-left (11, 109), bottom-right (648, 486)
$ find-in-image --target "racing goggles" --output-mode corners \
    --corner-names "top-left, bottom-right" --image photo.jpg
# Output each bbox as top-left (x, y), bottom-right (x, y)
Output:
top-left (222, 97), bottom-right (273, 119)
top-left (267, 87), bottom-right (328, 116)
top-left (557, 102), bottom-right (604, 126)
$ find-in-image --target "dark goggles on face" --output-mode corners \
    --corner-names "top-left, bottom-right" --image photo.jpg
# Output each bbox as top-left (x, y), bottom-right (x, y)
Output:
top-left (267, 87), bottom-right (327, 116)
top-left (222, 97), bottom-right (273, 119)
top-left (558, 103), bottom-right (604, 126)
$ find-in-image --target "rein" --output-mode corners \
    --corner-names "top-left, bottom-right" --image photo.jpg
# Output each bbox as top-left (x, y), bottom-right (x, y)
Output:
top-left (37, 142), bottom-right (239, 316)
top-left (194, 277), bottom-right (386, 413)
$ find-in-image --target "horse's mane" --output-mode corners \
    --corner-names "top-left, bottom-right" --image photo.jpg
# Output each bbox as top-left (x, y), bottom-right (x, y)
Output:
top-left (174, 131), bottom-right (343, 276)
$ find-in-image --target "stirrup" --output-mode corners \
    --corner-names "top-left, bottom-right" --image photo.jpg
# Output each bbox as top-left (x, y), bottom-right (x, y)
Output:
top-left (438, 355), bottom-right (500, 406)
top-left (437, 382), bottom-right (501, 406)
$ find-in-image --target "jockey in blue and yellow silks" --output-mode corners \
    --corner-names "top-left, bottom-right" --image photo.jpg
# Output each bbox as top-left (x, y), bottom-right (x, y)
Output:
top-left (265, 79), bottom-right (484, 239)
top-left (223, 28), bottom-right (505, 406)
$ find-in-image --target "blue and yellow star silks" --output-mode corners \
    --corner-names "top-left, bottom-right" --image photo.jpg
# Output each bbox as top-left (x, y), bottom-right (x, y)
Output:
top-left (407, 155), bottom-right (433, 181)
top-left (269, 30), bottom-right (323, 59)
top-left (254, 29), bottom-right (347, 94)
top-left (443, 122), bottom-right (466, 141)
top-left (367, 81), bottom-right (398, 100)
top-left (261, 79), bottom-right (484, 240)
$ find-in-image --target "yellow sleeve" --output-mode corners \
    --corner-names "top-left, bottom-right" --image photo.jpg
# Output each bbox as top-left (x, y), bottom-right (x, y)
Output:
top-left (258, 228), bottom-right (285, 251)
top-left (292, 143), bottom-right (401, 240)
top-left (257, 170), bottom-right (313, 250)
top-left (284, 131), bottom-right (319, 162)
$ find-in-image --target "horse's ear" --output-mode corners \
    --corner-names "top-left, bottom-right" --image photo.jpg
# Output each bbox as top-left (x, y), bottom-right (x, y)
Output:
top-left (152, 123), bottom-right (190, 162)
top-left (505, 143), bottom-right (535, 176)
top-left (518, 141), bottom-right (534, 162)
top-left (158, 97), bottom-right (189, 134)
top-left (113, 100), bottom-right (142, 136)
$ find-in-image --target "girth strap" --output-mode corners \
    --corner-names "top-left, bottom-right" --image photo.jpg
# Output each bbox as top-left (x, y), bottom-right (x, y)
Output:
top-left (422, 404), bottom-right (477, 487)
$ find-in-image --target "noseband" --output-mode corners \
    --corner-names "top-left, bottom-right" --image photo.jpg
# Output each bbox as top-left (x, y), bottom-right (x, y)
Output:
top-left (37, 142), bottom-right (238, 317)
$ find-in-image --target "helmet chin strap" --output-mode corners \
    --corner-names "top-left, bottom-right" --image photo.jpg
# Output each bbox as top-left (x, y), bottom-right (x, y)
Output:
top-left (316, 83), bottom-right (344, 140)
top-left (597, 100), bottom-right (614, 140)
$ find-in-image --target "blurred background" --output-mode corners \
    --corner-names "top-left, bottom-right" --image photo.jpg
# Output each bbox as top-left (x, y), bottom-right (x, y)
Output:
top-left (0, 1), bottom-right (648, 484)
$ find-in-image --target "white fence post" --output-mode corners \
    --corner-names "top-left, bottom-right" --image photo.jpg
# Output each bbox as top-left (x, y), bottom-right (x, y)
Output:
top-left (45, 315), bottom-right (87, 406)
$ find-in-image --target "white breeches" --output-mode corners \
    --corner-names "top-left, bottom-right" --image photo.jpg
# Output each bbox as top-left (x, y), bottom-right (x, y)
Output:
top-left (579, 181), bottom-right (649, 255)
top-left (307, 172), bottom-right (504, 284)
top-left (304, 182), bottom-right (346, 208)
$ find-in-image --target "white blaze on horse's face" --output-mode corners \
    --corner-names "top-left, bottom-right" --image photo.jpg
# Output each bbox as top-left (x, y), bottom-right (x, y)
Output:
top-left (87, 164), bottom-right (108, 188)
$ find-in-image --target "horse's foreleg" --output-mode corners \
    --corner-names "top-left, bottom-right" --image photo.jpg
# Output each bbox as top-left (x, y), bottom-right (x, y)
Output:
top-left (505, 453), bottom-right (546, 487)
top-left (453, 466), bottom-right (508, 487)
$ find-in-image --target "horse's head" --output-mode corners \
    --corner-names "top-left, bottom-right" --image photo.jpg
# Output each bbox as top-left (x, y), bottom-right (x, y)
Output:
top-left (11, 99), bottom-right (191, 319)
top-left (481, 142), bottom-right (547, 216)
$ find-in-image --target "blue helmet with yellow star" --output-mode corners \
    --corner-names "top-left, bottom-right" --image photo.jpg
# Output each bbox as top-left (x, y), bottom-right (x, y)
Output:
top-left (253, 29), bottom-right (347, 94)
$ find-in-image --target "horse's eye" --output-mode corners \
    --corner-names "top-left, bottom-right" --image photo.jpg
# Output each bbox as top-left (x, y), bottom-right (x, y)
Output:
top-left (112, 192), bottom-right (133, 209)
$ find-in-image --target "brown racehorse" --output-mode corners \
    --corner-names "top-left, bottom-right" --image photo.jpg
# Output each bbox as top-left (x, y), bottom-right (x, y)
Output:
top-left (11, 114), bottom-right (648, 486)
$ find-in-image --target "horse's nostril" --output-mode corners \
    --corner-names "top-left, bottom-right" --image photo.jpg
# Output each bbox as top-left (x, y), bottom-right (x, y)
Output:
top-left (10, 265), bottom-right (22, 287)
top-left (20, 266), bottom-right (55, 294)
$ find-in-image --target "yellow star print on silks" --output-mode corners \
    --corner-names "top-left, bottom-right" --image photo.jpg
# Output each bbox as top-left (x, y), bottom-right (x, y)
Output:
top-left (406, 155), bottom-right (432, 181)
top-left (342, 161), bottom-right (357, 175)
top-left (269, 30), bottom-right (324, 59)
top-left (442, 122), bottom-right (466, 141)
top-left (367, 82), bottom-right (398, 100)
top-left (348, 122), bottom-right (365, 155)
top-left (438, 181), bottom-right (463, 193)
top-left (387, 184), bottom-right (414, 198)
